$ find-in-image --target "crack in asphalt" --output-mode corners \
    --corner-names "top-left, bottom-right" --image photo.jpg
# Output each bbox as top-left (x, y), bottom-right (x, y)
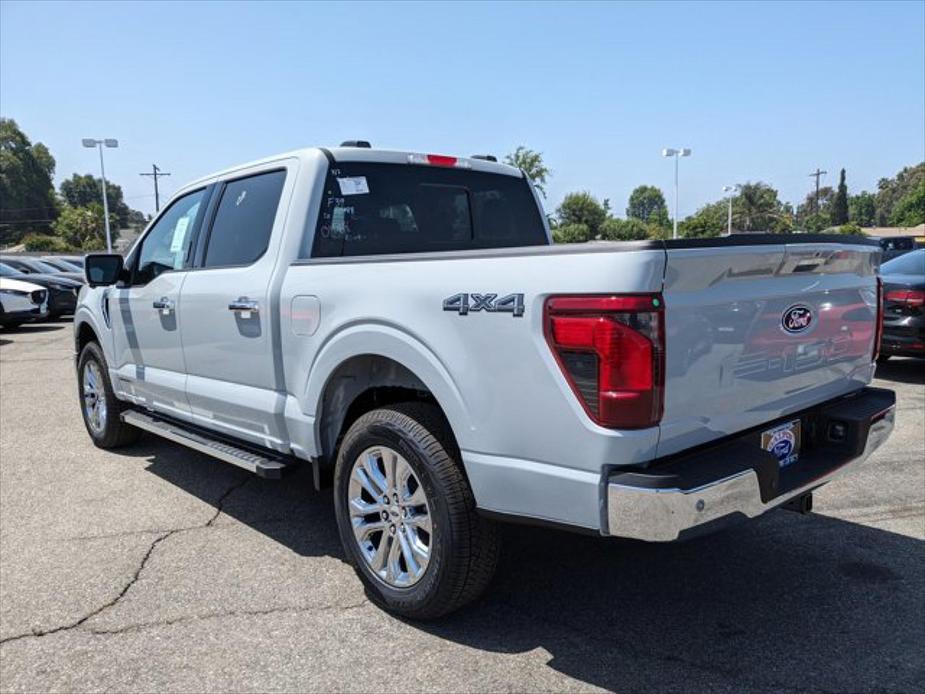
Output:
top-left (87, 601), bottom-right (369, 636)
top-left (0, 475), bottom-right (253, 646)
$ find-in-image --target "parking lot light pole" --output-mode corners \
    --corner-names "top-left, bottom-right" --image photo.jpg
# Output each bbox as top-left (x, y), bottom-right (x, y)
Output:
top-left (82, 138), bottom-right (119, 253)
top-left (723, 184), bottom-right (740, 235)
top-left (662, 148), bottom-right (691, 239)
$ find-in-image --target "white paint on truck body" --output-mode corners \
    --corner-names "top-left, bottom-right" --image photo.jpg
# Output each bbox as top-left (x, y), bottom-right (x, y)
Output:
top-left (73, 146), bottom-right (883, 532)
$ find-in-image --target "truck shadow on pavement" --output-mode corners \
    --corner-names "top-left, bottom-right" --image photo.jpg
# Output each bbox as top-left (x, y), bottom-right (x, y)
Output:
top-left (875, 357), bottom-right (924, 385)
top-left (130, 441), bottom-right (925, 692)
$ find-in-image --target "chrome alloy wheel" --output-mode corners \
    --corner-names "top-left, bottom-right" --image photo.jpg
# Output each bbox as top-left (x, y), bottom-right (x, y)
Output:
top-left (82, 361), bottom-right (107, 434)
top-left (348, 446), bottom-right (432, 588)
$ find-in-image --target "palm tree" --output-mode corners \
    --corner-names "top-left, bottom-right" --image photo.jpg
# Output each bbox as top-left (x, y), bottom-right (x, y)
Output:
top-left (504, 146), bottom-right (551, 198)
top-left (733, 182), bottom-right (785, 231)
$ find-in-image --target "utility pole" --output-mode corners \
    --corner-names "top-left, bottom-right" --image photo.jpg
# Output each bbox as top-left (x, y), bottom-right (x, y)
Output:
top-left (140, 164), bottom-right (171, 212)
top-left (809, 168), bottom-right (827, 214)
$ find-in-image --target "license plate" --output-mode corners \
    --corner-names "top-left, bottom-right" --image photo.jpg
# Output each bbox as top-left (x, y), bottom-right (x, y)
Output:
top-left (761, 419), bottom-right (801, 468)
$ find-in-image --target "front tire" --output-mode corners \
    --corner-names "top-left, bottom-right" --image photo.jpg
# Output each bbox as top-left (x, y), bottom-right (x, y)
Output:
top-left (333, 403), bottom-right (500, 619)
top-left (77, 341), bottom-right (141, 448)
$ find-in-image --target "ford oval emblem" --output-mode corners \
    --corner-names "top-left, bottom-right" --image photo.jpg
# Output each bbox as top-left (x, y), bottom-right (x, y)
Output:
top-left (782, 304), bottom-right (814, 334)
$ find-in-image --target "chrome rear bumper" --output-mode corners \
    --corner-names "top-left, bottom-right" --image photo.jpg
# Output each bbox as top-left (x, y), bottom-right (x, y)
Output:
top-left (606, 389), bottom-right (895, 542)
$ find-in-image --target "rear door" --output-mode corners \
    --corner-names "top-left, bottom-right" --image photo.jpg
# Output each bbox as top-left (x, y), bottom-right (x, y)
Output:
top-left (178, 163), bottom-right (295, 451)
top-left (658, 240), bottom-right (880, 457)
top-left (109, 187), bottom-right (209, 418)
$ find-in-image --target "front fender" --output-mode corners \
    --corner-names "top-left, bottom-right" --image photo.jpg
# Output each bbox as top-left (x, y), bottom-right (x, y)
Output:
top-left (73, 288), bottom-right (114, 364)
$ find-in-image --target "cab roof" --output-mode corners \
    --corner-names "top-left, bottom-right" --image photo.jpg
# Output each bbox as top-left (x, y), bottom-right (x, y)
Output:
top-left (184, 146), bottom-right (523, 192)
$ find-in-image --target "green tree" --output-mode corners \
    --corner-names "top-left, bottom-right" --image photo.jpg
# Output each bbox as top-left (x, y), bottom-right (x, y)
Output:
top-left (876, 162), bottom-right (925, 225)
top-left (679, 200), bottom-right (727, 238)
top-left (600, 217), bottom-right (649, 241)
top-left (552, 223), bottom-right (590, 244)
top-left (60, 173), bottom-right (132, 228)
top-left (734, 182), bottom-right (789, 232)
top-left (22, 233), bottom-right (75, 252)
top-left (0, 118), bottom-right (59, 244)
top-left (504, 146), bottom-right (551, 198)
top-left (626, 185), bottom-right (669, 227)
top-left (836, 222), bottom-right (863, 235)
top-left (848, 191), bottom-right (877, 227)
top-left (889, 179), bottom-right (925, 227)
top-left (52, 203), bottom-right (118, 250)
top-left (796, 186), bottom-right (834, 228)
top-left (802, 213), bottom-right (831, 232)
top-left (832, 168), bottom-right (849, 225)
top-left (557, 192), bottom-right (608, 237)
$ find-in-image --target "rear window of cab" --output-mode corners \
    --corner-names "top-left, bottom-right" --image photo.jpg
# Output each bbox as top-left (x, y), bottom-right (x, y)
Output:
top-left (306, 162), bottom-right (547, 258)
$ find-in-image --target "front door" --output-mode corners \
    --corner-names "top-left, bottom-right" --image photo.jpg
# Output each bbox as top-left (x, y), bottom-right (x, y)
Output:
top-left (109, 187), bottom-right (208, 419)
top-left (179, 166), bottom-right (292, 451)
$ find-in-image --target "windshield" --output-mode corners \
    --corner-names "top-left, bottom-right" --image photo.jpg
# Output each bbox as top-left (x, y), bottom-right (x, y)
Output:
top-left (882, 249), bottom-right (925, 276)
top-left (307, 163), bottom-right (547, 258)
top-left (0, 262), bottom-right (20, 276)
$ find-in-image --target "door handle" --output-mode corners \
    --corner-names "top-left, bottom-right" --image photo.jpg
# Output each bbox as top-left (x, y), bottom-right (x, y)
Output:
top-left (228, 298), bottom-right (259, 316)
top-left (152, 297), bottom-right (175, 315)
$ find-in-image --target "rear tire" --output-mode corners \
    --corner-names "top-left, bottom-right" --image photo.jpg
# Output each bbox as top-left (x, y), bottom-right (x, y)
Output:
top-left (876, 354), bottom-right (891, 364)
top-left (333, 402), bottom-right (500, 619)
top-left (77, 341), bottom-right (141, 448)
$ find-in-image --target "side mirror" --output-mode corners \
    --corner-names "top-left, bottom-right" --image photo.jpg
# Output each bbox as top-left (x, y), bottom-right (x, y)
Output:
top-left (85, 254), bottom-right (124, 287)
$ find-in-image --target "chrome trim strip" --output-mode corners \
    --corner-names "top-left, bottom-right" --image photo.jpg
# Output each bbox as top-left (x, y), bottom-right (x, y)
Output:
top-left (606, 406), bottom-right (895, 542)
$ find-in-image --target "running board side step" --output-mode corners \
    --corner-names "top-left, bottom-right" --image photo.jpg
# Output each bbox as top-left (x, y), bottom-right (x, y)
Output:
top-left (122, 410), bottom-right (296, 479)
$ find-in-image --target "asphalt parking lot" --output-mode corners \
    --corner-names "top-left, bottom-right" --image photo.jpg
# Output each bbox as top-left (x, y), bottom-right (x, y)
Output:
top-left (0, 321), bottom-right (922, 693)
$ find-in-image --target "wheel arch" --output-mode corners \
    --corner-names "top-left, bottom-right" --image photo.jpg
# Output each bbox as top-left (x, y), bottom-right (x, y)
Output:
top-left (316, 355), bottom-right (463, 469)
top-left (303, 325), bottom-right (472, 466)
top-left (75, 319), bottom-right (100, 355)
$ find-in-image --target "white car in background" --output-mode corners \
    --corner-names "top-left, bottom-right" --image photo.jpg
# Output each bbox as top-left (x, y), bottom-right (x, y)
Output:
top-left (0, 277), bottom-right (48, 329)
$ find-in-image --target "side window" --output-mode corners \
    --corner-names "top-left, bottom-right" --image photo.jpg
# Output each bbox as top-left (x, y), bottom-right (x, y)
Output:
top-left (134, 189), bottom-right (205, 285)
top-left (203, 170), bottom-right (286, 268)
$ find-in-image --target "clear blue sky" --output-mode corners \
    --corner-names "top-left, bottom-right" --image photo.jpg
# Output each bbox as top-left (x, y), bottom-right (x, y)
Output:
top-left (2, 0), bottom-right (923, 219)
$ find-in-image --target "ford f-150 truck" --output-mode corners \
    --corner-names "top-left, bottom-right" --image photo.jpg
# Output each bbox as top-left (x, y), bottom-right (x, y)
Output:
top-left (74, 143), bottom-right (896, 618)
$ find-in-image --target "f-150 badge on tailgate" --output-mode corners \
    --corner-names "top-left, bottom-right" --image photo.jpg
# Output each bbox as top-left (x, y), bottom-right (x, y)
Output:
top-left (443, 293), bottom-right (525, 317)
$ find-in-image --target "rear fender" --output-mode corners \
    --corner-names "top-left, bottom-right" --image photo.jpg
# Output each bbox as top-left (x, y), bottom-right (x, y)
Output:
top-left (301, 322), bottom-right (471, 455)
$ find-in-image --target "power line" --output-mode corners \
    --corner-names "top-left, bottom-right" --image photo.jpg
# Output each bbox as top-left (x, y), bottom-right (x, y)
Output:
top-left (139, 164), bottom-right (171, 211)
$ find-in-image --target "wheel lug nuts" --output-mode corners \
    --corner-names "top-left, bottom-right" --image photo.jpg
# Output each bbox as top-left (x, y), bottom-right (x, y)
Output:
top-left (381, 510), bottom-right (389, 521)
top-left (392, 493), bottom-right (399, 504)
top-left (389, 524), bottom-right (396, 535)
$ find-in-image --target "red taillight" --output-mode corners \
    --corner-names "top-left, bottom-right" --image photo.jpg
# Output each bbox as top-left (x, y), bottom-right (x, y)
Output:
top-left (885, 288), bottom-right (925, 307)
top-left (425, 154), bottom-right (457, 167)
top-left (873, 277), bottom-right (883, 361)
top-left (544, 294), bottom-right (665, 429)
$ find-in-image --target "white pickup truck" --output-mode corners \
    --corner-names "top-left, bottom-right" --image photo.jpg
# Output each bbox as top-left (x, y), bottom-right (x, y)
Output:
top-left (74, 143), bottom-right (896, 618)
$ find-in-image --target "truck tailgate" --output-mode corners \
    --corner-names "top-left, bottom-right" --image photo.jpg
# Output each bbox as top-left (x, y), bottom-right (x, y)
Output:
top-left (657, 241), bottom-right (880, 458)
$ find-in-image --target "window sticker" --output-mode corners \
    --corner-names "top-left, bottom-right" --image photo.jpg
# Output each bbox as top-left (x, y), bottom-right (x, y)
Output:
top-left (330, 206), bottom-right (354, 238)
top-left (170, 216), bottom-right (190, 253)
top-left (337, 176), bottom-right (369, 196)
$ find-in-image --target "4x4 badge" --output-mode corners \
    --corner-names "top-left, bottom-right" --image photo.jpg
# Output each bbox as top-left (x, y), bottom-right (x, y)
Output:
top-left (443, 293), bottom-right (525, 317)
